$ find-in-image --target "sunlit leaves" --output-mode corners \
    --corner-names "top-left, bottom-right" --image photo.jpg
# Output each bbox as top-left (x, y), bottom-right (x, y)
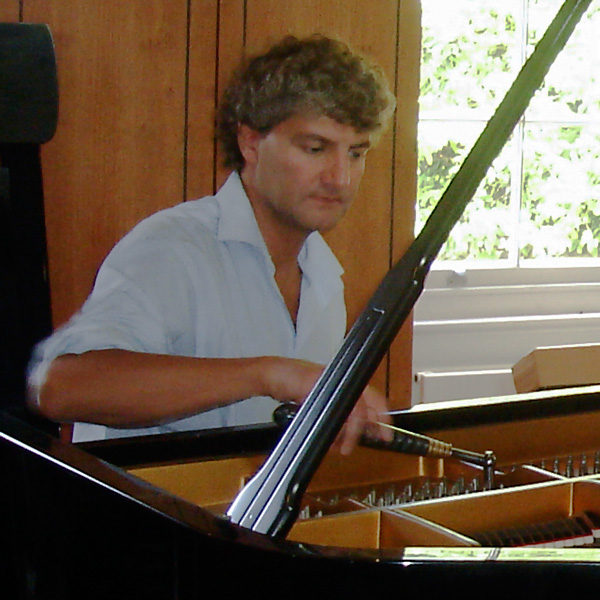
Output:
top-left (418, 0), bottom-right (600, 266)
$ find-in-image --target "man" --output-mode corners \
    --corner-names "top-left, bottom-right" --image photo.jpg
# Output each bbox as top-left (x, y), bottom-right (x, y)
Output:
top-left (28, 35), bottom-right (395, 453)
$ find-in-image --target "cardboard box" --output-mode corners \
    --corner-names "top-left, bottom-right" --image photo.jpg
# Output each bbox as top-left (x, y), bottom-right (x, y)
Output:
top-left (513, 343), bottom-right (600, 393)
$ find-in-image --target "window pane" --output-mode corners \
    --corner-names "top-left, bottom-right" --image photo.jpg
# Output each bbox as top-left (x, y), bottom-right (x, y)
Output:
top-left (520, 123), bottom-right (600, 260)
top-left (419, 0), bottom-right (600, 268)
top-left (527, 1), bottom-right (600, 121)
top-left (418, 121), bottom-right (515, 262)
top-left (419, 0), bottom-right (522, 119)
top-left (418, 0), bottom-right (522, 265)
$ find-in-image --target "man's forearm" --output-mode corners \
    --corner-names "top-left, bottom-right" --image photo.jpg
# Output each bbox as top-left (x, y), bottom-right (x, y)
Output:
top-left (29, 349), bottom-right (286, 427)
top-left (28, 349), bottom-right (391, 454)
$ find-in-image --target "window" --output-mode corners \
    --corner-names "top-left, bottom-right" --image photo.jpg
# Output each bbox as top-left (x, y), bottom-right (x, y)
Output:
top-left (413, 1), bottom-right (600, 406)
top-left (418, 0), bottom-right (600, 269)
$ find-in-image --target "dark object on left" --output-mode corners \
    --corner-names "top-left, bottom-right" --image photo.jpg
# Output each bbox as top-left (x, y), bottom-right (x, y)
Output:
top-left (0, 23), bottom-right (57, 431)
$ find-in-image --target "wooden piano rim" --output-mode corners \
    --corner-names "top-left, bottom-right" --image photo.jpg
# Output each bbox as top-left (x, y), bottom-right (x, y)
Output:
top-left (78, 385), bottom-right (600, 469)
top-left (391, 385), bottom-right (600, 432)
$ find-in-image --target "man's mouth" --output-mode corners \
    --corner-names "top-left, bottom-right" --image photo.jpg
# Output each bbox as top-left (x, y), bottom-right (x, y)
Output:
top-left (310, 194), bottom-right (343, 205)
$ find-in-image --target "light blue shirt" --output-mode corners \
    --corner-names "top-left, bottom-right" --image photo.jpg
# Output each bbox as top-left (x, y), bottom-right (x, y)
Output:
top-left (29, 172), bottom-right (346, 439)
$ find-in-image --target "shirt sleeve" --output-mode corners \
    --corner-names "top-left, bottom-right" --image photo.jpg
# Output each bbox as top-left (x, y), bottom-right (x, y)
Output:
top-left (28, 230), bottom-right (199, 390)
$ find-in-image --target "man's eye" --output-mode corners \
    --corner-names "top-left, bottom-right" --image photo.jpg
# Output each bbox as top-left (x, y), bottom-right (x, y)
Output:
top-left (307, 145), bottom-right (323, 154)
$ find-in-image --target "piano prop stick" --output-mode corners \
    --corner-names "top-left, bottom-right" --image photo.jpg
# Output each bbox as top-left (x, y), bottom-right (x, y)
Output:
top-left (227, 0), bottom-right (593, 538)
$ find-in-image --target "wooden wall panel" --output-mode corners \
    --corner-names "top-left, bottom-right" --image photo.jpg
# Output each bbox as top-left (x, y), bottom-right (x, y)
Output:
top-left (212, 0), bottom-right (246, 188)
top-left (389, 0), bottom-right (421, 405)
top-left (23, 0), bottom-right (192, 326)
top-left (186, 1), bottom-right (219, 200)
top-left (0, 2), bottom-right (20, 21)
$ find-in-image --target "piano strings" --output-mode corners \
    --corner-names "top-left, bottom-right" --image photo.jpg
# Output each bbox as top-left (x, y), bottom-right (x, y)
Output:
top-left (472, 512), bottom-right (600, 549)
top-left (291, 449), bottom-right (600, 523)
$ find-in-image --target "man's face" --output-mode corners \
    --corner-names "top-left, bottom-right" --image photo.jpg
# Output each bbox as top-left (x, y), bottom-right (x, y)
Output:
top-left (239, 114), bottom-right (372, 238)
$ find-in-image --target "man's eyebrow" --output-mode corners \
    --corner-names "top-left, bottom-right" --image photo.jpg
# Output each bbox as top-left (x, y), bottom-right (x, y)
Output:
top-left (294, 133), bottom-right (329, 143)
top-left (294, 133), bottom-right (371, 148)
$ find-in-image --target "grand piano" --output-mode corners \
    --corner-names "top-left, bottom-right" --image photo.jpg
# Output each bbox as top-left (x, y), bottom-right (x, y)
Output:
top-left (5, 386), bottom-right (600, 597)
top-left (4, 1), bottom-right (600, 596)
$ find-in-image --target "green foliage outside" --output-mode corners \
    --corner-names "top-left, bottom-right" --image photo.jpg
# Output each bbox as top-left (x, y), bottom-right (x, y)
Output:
top-left (418, 0), bottom-right (600, 265)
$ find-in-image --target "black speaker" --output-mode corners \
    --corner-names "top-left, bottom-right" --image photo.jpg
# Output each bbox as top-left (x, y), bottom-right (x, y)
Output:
top-left (0, 23), bottom-right (57, 431)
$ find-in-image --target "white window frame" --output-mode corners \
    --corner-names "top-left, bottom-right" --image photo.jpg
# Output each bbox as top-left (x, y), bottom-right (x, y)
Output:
top-left (412, 264), bottom-right (600, 405)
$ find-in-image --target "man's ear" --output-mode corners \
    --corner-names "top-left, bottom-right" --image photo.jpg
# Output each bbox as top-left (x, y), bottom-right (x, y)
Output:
top-left (237, 124), bottom-right (263, 166)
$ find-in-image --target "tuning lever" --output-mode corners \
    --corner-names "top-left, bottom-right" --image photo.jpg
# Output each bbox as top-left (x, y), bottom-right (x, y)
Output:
top-left (273, 403), bottom-right (496, 490)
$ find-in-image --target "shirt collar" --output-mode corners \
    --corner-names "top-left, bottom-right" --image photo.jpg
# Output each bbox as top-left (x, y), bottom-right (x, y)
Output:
top-left (299, 232), bottom-right (344, 287)
top-left (215, 171), bottom-right (266, 249)
top-left (215, 171), bottom-right (344, 299)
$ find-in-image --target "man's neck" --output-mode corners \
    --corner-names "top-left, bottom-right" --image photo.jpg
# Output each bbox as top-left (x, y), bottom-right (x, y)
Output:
top-left (240, 172), bottom-right (307, 323)
top-left (256, 210), bottom-right (306, 325)
top-left (240, 170), bottom-right (308, 268)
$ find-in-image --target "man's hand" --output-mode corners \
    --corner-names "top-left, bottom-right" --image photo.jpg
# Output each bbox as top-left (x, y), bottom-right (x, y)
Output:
top-left (261, 356), bottom-right (393, 454)
top-left (339, 384), bottom-right (393, 455)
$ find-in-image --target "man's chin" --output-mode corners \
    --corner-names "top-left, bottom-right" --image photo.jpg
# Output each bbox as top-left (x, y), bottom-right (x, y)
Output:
top-left (307, 214), bottom-right (346, 235)
top-left (304, 204), bottom-right (350, 233)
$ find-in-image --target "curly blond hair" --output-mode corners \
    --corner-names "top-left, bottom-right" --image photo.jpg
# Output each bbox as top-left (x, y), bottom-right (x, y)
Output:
top-left (217, 35), bottom-right (395, 170)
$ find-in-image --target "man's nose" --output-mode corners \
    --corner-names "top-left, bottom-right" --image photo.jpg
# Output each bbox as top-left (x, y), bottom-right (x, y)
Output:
top-left (323, 153), bottom-right (351, 189)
